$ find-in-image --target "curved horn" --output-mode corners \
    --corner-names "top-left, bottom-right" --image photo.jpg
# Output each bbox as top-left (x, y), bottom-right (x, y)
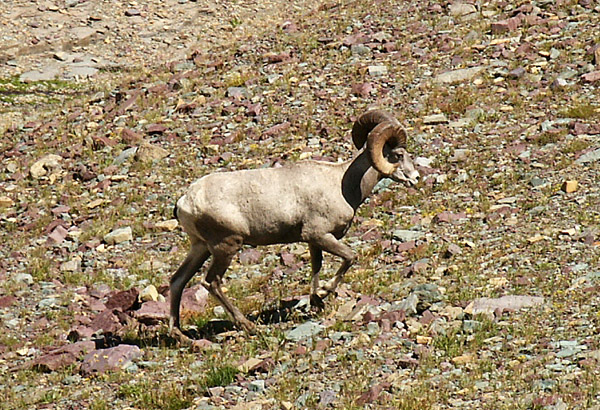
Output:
top-left (366, 122), bottom-right (407, 176)
top-left (351, 109), bottom-right (399, 149)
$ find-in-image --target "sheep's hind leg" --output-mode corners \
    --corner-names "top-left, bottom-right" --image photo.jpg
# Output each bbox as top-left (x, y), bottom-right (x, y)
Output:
top-left (203, 236), bottom-right (255, 333)
top-left (308, 244), bottom-right (326, 310)
top-left (169, 241), bottom-right (210, 332)
top-left (311, 234), bottom-right (356, 300)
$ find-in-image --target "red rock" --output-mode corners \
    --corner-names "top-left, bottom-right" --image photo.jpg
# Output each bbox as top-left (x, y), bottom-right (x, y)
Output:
top-left (351, 82), bottom-right (373, 97)
top-left (121, 128), bottom-right (143, 144)
top-left (396, 240), bottom-right (416, 252)
top-left (80, 345), bottom-right (142, 375)
top-left (0, 295), bottom-right (17, 308)
top-left (90, 309), bottom-right (122, 333)
top-left (68, 325), bottom-right (95, 341)
top-left (263, 122), bottom-right (290, 137)
top-left (357, 382), bottom-right (391, 405)
top-left (133, 300), bottom-right (169, 325)
top-left (47, 225), bottom-right (69, 244)
top-left (180, 285), bottom-right (210, 315)
top-left (239, 248), bottom-right (262, 264)
top-left (146, 124), bottom-right (167, 134)
top-left (92, 134), bottom-right (117, 147)
top-left (582, 71), bottom-right (600, 82)
top-left (105, 288), bottom-right (139, 311)
top-left (31, 341), bottom-right (95, 372)
top-left (280, 252), bottom-right (295, 267)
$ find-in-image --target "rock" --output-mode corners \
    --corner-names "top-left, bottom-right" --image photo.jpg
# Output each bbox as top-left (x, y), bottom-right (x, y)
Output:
top-left (393, 230), bottom-right (424, 242)
top-left (0, 195), bottom-right (14, 207)
top-left (368, 65), bottom-right (388, 76)
top-left (155, 219), bottom-right (178, 231)
top-left (81, 345), bottom-right (142, 375)
top-left (465, 295), bottom-right (544, 316)
top-left (248, 379), bottom-right (266, 392)
top-left (133, 301), bottom-right (169, 324)
top-left (60, 258), bottom-right (81, 272)
top-left (449, 3), bottom-right (476, 16)
top-left (48, 225), bottom-right (69, 244)
top-left (0, 295), bottom-right (17, 308)
top-left (180, 285), bottom-right (210, 314)
top-left (68, 65), bottom-right (99, 78)
top-left (135, 143), bottom-right (169, 162)
top-left (351, 44), bottom-right (371, 56)
top-left (227, 87), bottom-right (249, 99)
top-left (139, 285), bottom-right (159, 302)
top-left (562, 180), bottom-right (578, 193)
top-left (106, 288), bottom-right (139, 311)
top-left (30, 154), bottom-right (63, 179)
top-left (423, 113), bottom-right (448, 125)
top-left (582, 71), bottom-right (600, 83)
top-left (20, 66), bottom-right (61, 82)
top-left (125, 9), bottom-right (141, 17)
top-left (15, 273), bottom-right (34, 285)
top-left (434, 66), bottom-right (485, 83)
top-left (285, 321), bottom-right (324, 342)
top-left (139, 260), bottom-right (169, 271)
top-left (71, 27), bottom-right (96, 45)
top-left (452, 353), bottom-right (475, 365)
top-left (575, 148), bottom-right (600, 164)
top-left (31, 341), bottom-right (96, 372)
top-left (113, 147), bottom-right (138, 166)
top-left (104, 226), bottom-right (133, 244)
top-left (507, 67), bottom-right (526, 79)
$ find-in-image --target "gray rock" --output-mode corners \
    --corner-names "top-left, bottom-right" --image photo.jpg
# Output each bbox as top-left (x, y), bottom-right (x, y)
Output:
top-left (38, 298), bottom-right (60, 308)
top-left (397, 293), bottom-right (418, 316)
top-left (104, 226), bottom-right (133, 244)
top-left (434, 66), bottom-right (486, 83)
top-left (67, 65), bottom-right (99, 78)
top-left (423, 113), bottom-right (448, 124)
top-left (285, 321), bottom-right (324, 342)
top-left (465, 295), bottom-right (544, 316)
top-left (393, 230), bottom-right (424, 242)
top-left (248, 379), bottom-right (266, 392)
top-left (575, 148), bottom-right (600, 164)
top-left (530, 177), bottom-right (548, 188)
top-left (368, 65), bottom-right (388, 76)
top-left (20, 66), bottom-right (61, 82)
top-left (14, 273), bottom-right (34, 285)
top-left (449, 3), bottom-right (477, 16)
top-left (113, 147), bottom-right (138, 166)
top-left (351, 44), bottom-right (371, 56)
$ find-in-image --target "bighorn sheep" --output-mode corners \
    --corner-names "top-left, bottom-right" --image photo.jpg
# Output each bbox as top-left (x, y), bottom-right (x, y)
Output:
top-left (170, 110), bottom-right (419, 333)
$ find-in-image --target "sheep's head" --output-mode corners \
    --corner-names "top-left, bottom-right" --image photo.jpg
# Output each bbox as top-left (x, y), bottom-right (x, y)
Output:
top-left (352, 110), bottom-right (420, 186)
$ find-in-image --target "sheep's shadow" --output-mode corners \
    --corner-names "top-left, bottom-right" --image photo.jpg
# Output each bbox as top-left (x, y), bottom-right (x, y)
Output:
top-left (185, 296), bottom-right (315, 340)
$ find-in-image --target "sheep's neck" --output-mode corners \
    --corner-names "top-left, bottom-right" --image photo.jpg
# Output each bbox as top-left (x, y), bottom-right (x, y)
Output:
top-left (342, 151), bottom-right (382, 211)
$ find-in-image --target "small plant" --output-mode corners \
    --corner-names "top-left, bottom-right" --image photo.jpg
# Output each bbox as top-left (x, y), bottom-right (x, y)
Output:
top-left (202, 364), bottom-right (239, 389)
top-left (559, 103), bottom-right (598, 119)
top-left (118, 381), bottom-right (194, 410)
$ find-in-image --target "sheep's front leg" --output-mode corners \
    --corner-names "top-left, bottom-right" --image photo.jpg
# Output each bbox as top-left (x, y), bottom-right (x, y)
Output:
top-left (169, 242), bottom-right (210, 332)
top-left (311, 234), bottom-right (356, 300)
top-left (203, 236), bottom-right (255, 333)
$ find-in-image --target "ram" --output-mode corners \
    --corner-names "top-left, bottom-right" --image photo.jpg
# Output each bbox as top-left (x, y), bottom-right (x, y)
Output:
top-left (170, 110), bottom-right (419, 333)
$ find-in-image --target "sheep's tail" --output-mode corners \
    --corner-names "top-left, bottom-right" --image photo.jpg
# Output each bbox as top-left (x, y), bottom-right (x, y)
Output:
top-left (173, 201), bottom-right (179, 221)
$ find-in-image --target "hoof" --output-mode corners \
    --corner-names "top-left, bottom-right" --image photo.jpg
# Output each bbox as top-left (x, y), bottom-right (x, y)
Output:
top-left (310, 293), bottom-right (326, 311)
top-left (169, 326), bottom-right (193, 346)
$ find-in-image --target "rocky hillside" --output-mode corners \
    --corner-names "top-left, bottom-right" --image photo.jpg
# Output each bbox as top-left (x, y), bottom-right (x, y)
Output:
top-left (1, 1), bottom-right (600, 409)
